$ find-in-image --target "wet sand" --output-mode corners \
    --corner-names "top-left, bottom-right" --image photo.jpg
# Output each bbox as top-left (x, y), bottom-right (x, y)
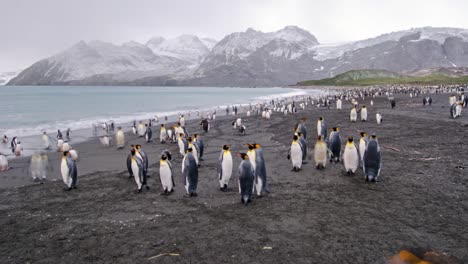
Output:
top-left (0, 93), bottom-right (467, 263)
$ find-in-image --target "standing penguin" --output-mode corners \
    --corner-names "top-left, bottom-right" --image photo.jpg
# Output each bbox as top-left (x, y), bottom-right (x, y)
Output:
top-left (132, 122), bottom-right (137, 135)
top-left (200, 119), bottom-right (210, 132)
top-left (61, 151), bottom-right (77, 191)
top-left (376, 112), bottom-right (383, 124)
top-left (253, 143), bottom-right (268, 196)
top-left (116, 127), bottom-right (125, 149)
top-left (343, 137), bottom-right (359, 175)
top-left (178, 133), bottom-right (188, 157)
top-left (193, 134), bottom-right (204, 161)
top-left (329, 127), bottom-right (341, 163)
top-left (145, 124), bottom-right (153, 143)
top-left (57, 138), bottom-right (64, 152)
top-left (0, 153), bottom-right (9, 171)
top-left (137, 121), bottom-right (145, 137)
top-left (217, 145), bottom-right (233, 191)
top-left (135, 145), bottom-right (149, 178)
top-left (350, 106), bottom-right (357, 122)
top-left (297, 132), bottom-right (307, 163)
top-left (126, 145), bottom-right (135, 178)
top-left (42, 132), bottom-right (51, 150)
top-left (455, 102), bottom-right (463, 117)
top-left (314, 135), bottom-right (327, 169)
top-left (14, 142), bottom-right (23, 156)
top-left (182, 148), bottom-right (198, 197)
top-left (363, 135), bottom-right (382, 182)
top-left (317, 117), bottom-right (326, 139)
top-left (10, 136), bottom-right (18, 153)
top-left (247, 144), bottom-right (257, 172)
top-left (360, 106), bottom-right (368, 121)
top-left (159, 124), bottom-right (167, 144)
top-left (130, 149), bottom-right (148, 193)
top-left (336, 99), bottom-right (342, 110)
top-left (159, 153), bottom-right (174, 195)
top-left (237, 153), bottom-right (255, 205)
top-left (450, 103), bottom-right (458, 118)
top-left (359, 132), bottom-right (368, 163)
top-left (288, 135), bottom-right (303, 171)
top-left (187, 137), bottom-right (200, 166)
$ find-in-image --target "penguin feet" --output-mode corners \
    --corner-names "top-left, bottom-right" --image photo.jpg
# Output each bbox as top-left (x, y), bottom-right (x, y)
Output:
top-left (134, 189), bottom-right (142, 194)
top-left (146, 185), bottom-right (150, 190)
top-left (302, 161), bottom-right (308, 164)
top-left (72, 186), bottom-right (77, 189)
top-left (199, 158), bottom-right (204, 161)
top-left (189, 192), bottom-right (198, 197)
top-left (63, 187), bottom-right (72, 191)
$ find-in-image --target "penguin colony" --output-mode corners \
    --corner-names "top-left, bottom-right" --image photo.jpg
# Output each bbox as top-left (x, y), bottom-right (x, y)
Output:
top-left (2, 84), bottom-right (466, 205)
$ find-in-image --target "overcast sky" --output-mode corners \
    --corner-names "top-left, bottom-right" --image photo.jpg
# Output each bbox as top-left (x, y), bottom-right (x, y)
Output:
top-left (1, 0), bottom-right (467, 72)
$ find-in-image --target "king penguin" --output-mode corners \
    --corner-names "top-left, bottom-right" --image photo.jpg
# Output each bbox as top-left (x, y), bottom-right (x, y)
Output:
top-left (350, 106), bottom-right (357, 122)
top-left (376, 112), bottom-right (383, 124)
top-left (363, 135), bottom-right (382, 182)
top-left (288, 135), bottom-right (303, 171)
top-left (127, 145), bottom-right (135, 178)
top-left (182, 148), bottom-right (198, 197)
top-left (329, 127), bottom-right (341, 163)
top-left (160, 124), bottom-right (167, 144)
top-left (130, 148), bottom-right (148, 193)
top-left (360, 106), bottom-right (368, 121)
top-left (314, 135), bottom-right (328, 169)
top-left (359, 132), bottom-right (369, 163)
top-left (61, 151), bottom-right (77, 191)
top-left (159, 153), bottom-right (174, 195)
top-left (253, 143), bottom-right (268, 196)
top-left (297, 132), bottom-right (307, 164)
top-left (116, 127), bottom-right (125, 149)
top-left (317, 117), bottom-right (327, 139)
top-left (135, 145), bottom-right (149, 178)
top-left (296, 118), bottom-right (307, 140)
top-left (187, 137), bottom-right (200, 166)
top-left (237, 153), bottom-right (255, 205)
top-left (42, 132), bottom-right (51, 150)
top-left (336, 99), bottom-right (342, 110)
top-left (145, 124), bottom-right (153, 143)
top-left (217, 145), bottom-right (233, 191)
top-left (178, 133), bottom-right (188, 157)
top-left (343, 136), bottom-right (359, 175)
top-left (137, 121), bottom-right (145, 137)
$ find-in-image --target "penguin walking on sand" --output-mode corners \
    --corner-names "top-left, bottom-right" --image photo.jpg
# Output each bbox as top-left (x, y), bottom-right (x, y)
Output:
top-left (160, 124), bottom-right (167, 144)
top-left (455, 102), bottom-right (463, 117)
top-left (237, 153), bottom-right (255, 205)
top-left (217, 145), bottom-right (233, 191)
top-left (10, 136), bottom-right (18, 153)
top-left (99, 135), bottom-right (111, 147)
top-left (130, 149), bottom-right (148, 193)
top-left (252, 143), bottom-right (268, 196)
top-left (288, 135), bottom-right (303, 171)
top-left (42, 132), bottom-right (51, 150)
top-left (135, 145), bottom-right (149, 178)
top-left (314, 135), bottom-right (327, 169)
top-left (297, 132), bottom-right (307, 164)
top-left (187, 137), bottom-right (200, 166)
top-left (359, 132), bottom-right (369, 163)
top-left (61, 151), bottom-right (77, 191)
top-left (182, 148), bottom-right (198, 197)
top-left (30, 154), bottom-right (48, 182)
top-left (126, 145), bottom-right (135, 178)
top-left (329, 127), bottom-right (341, 163)
top-left (145, 124), bottom-right (153, 143)
top-left (116, 127), bottom-right (125, 149)
top-left (343, 137), bottom-right (359, 175)
top-left (137, 121), bottom-right (145, 137)
top-left (2, 134), bottom-right (8, 144)
top-left (317, 117), bottom-right (326, 139)
top-left (159, 153), bottom-right (174, 195)
top-left (178, 133), bottom-right (188, 157)
top-left (376, 112), bottom-right (383, 124)
top-left (360, 106), bottom-right (368, 121)
top-left (193, 134), bottom-right (204, 161)
top-left (363, 135), bottom-right (382, 182)
top-left (350, 107), bottom-right (357, 122)
top-left (336, 99), bottom-right (342, 110)
top-left (0, 153), bottom-right (9, 171)
top-left (132, 123), bottom-right (137, 135)
top-left (200, 119), bottom-right (210, 132)
top-left (14, 142), bottom-right (23, 156)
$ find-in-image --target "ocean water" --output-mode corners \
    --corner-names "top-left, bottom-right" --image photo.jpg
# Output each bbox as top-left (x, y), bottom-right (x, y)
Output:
top-left (0, 86), bottom-right (328, 140)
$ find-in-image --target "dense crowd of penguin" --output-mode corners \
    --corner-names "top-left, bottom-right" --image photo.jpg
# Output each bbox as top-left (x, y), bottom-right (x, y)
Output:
top-left (0, 84), bottom-right (466, 205)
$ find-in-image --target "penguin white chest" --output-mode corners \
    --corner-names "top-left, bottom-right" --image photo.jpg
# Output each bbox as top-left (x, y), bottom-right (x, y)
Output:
top-left (343, 145), bottom-right (359, 173)
top-left (350, 109), bottom-right (357, 121)
top-left (359, 139), bottom-right (366, 161)
top-left (361, 109), bottom-right (367, 120)
top-left (61, 158), bottom-right (70, 185)
top-left (221, 152), bottom-right (233, 182)
top-left (316, 121), bottom-right (321, 136)
top-left (314, 142), bottom-right (327, 166)
top-left (248, 151), bottom-right (256, 171)
top-left (290, 142), bottom-right (302, 168)
top-left (159, 163), bottom-right (172, 188)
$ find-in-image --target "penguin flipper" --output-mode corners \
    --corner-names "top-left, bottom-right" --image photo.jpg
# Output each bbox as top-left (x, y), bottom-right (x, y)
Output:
top-left (217, 151), bottom-right (223, 180)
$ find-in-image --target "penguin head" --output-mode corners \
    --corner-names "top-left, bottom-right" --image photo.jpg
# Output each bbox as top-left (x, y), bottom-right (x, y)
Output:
top-left (43, 131), bottom-right (47, 135)
top-left (318, 116), bottom-right (323, 121)
top-left (238, 153), bottom-right (249, 160)
top-left (347, 137), bottom-right (354, 143)
top-left (332, 127), bottom-right (339, 132)
top-left (317, 135), bottom-right (322, 141)
top-left (371, 134), bottom-right (377, 139)
top-left (360, 132), bottom-right (367, 137)
top-left (178, 122), bottom-right (181, 126)
top-left (293, 135), bottom-right (298, 141)
top-left (161, 124), bottom-right (164, 127)
top-left (246, 144), bottom-right (255, 150)
top-left (254, 143), bottom-right (261, 149)
top-left (297, 132), bottom-right (303, 137)
top-left (145, 124), bottom-right (148, 127)
top-left (136, 145), bottom-right (142, 150)
top-left (130, 149), bottom-right (136, 156)
top-left (161, 155), bottom-right (167, 161)
top-left (362, 105), bottom-right (366, 108)
top-left (187, 137), bottom-right (193, 142)
top-left (222, 145), bottom-right (230, 151)
top-left (186, 147), bottom-right (193, 153)
top-left (63, 151), bottom-right (69, 156)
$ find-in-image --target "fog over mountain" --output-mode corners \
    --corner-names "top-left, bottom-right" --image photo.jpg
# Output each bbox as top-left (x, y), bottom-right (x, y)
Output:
top-left (8, 26), bottom-right (468, 86)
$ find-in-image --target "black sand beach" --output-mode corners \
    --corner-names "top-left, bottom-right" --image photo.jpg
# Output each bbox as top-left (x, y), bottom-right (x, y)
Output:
top-left (0, 92), bottom-right (467, 263)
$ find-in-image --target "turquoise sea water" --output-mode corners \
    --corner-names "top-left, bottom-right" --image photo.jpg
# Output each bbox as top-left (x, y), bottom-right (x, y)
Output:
top-left (0, 86), bottom-right (324, 137)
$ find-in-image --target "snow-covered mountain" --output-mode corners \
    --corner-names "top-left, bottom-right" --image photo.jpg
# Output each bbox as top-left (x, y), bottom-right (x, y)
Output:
top-left (8, 26), bottom-right (468, 86)
top-left (0, 70), bottom-right (22, 85)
